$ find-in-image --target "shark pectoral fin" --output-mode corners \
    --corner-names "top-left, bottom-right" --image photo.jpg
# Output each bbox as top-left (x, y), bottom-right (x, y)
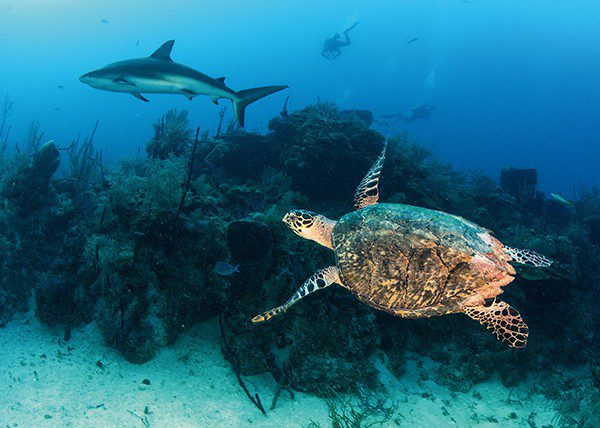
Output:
top-left (131, 92), bottom-right (149, 102)
top-left (216, 77), bottom-right (226, 83)
top-left (181, 89), bottom-right (197, 101)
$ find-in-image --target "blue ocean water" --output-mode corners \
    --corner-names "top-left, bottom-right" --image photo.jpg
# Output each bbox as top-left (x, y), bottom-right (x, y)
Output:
top-left (1, 1), bottom-right (599, 193)
top-left (0, 1), bottom-right (599, 426)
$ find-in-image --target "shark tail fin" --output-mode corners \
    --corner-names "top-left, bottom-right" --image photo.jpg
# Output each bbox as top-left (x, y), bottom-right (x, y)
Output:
top-left (233, 85), bottom-right (288, 127)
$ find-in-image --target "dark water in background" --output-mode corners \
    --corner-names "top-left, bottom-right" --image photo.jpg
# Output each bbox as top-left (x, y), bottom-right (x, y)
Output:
top-left (1, 0), bottom-right (600, 194)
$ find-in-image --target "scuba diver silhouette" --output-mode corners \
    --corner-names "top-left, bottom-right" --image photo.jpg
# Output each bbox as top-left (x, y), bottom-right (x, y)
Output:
top-left (382, 103), bottom-right (436, 125)
top-left (322, 22), bottom-right (358, 60)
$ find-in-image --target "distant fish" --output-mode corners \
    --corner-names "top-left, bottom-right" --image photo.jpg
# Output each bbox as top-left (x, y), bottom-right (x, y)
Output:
top-left (407, 38), bottom-right (418, 44)
top-left (100, 19), bottom-right (109, 25)
top-left (550, 193), bottom-right (572, 205)
top-left (214, 261), bottom-right (240, 276)
top-left (136, 40), bottom-right (140, 46)
top-left (54, 107), bottom-right (61, 111)
top-left (57, 85), bottom-right (65, 90)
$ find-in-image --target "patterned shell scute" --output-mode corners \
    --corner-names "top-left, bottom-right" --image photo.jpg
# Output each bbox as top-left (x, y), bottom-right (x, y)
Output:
top-left (332, 203), bottom-right (514, 316)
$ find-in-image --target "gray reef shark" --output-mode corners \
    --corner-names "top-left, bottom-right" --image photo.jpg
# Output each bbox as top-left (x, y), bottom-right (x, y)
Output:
top-left (80, 40), bottom-right (287, 127)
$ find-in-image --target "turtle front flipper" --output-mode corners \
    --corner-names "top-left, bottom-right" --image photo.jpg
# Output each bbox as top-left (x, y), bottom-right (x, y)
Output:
top-left (505, 246), bottom-right (552, 268)
top-left (252, 266), bottom-right (340, 323)
top-left (354, 142), bottom-right (387, 210)
top-left (463, 299), bottom-right (529, 348)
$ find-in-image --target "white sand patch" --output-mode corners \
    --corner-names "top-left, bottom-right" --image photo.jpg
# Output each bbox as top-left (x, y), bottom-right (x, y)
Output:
top-left (0, 313), bottom-right (557, 427)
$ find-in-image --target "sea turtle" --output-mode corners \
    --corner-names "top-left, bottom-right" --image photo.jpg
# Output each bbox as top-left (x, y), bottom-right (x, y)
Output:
top-left (252, 143), bottom-right (552, 348)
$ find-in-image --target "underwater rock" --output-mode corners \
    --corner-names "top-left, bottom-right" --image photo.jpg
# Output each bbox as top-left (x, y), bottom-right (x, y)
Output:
top-left (340, 109), bottom-right (374, 128)
top-left (141, 211), bottom-right (185, 255)
top-left (0, 289), bottom-right (12, 327)
top-left (2, 140), bottom-right (60, 210)
top-left (433, 350), bottom-right (498, 393)
top-left (226, 220), bottom-right (273, 265)
top-left (288, 354), bottom-right (380, 396)
top-left (545, 198), bottom-right (572, 226)
top-left (434, 365), bottom-right (473, 393)
top-left (99, 300), bottom-right (160, 364)
top-left (220, 220), bottom-right (275, 375)
top-left (378, 318), bottom-right (408, 377)
top-left (268, 103), bottom-right (385, 202)
top-left (593, 365), bottom-right (600, 389)
top-left (377, 134), bottom-right (468, 213)
top-left (285, 289), bottom-right (382, 396)
top-left (500, 168), bottom-right (538, 205)
top-left (583, 215), bottom-right (600, 246)
top-left (35, 278), bottom-right (76, 328)
top-left (206, 131), bottom-right (279, 182)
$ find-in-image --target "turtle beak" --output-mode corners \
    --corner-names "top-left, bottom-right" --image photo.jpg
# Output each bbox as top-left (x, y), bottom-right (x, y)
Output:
top-left (282, 213), bottom-right (293, 227)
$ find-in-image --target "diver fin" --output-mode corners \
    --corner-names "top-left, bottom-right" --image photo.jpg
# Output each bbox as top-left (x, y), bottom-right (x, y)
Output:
top-left (149, 40), bottom-right (174, 61)
top-left (354, 141), bottom-right (387, 210)
top-left (131, 92), bottom-right (149, 102)
top-left (252, 266), bottom-right (339, 323)
top-left (216, 77), bottom-right (226, 83)
top-left (463, 299), bottom-right (528, 348)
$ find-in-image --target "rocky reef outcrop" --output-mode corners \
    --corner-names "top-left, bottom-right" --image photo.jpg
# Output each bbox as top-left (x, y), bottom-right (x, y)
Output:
top-left (0, 104), bottom-right (597, 414)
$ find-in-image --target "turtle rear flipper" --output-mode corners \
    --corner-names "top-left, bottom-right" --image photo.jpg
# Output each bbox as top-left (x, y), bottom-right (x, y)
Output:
top-left (463, 299), bottom-right (529, 348)
top-left (252, 266), bottom-right (340, 323)
top-left (354, 142), bottom-right (387, 210)
top-left (505, 246), bottom-right (552, 268)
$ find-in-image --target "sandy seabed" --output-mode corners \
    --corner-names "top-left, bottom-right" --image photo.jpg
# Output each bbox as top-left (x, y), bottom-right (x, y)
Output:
top-left (0, 313), bottom-right (557, 427)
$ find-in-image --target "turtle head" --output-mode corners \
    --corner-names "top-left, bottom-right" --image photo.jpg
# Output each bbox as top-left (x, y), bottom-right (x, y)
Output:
top-left (283, 210), bottom-right (336, 250)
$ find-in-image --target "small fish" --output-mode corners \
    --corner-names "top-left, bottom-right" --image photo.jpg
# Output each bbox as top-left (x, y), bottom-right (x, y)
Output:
top-left (54, 107), bottom-right (61, 111)
top-left (550, 193), bottom-right (572, 205)
top-left (136, 40), bottom-right (140, 46)
top-left (214, 261), bottom-right (241, 276)
top-left (100, 19), bottom-right (109, 25)
top-left (57, 85), bottom-right (65, 90)
top-left (407, 38), bottom-right (418, 44)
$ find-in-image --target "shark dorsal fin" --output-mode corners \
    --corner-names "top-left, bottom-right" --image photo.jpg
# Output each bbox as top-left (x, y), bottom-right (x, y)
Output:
top-left (217, 77), bottom-right (226, 83)
top-left (150, 40), bottom-right (175, 61)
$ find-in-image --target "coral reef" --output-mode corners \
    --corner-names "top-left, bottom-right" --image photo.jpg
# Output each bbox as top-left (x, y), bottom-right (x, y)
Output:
top-left (0, 103), bottom-right (598, 417)
top-left (269, 103), bottom-right (385, 203)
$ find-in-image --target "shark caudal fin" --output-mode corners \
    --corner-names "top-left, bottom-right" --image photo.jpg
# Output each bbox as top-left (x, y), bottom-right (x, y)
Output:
top-left (232, 85), bottom-right (287, 127)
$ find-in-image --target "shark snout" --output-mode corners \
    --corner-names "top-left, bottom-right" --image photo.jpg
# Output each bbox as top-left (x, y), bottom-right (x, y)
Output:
top-left (79, 73), bottom-right (92, 84)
